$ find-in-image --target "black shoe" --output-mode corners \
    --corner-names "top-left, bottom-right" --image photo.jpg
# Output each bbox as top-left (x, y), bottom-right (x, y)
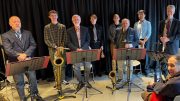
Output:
top-left (62, 80), bottom-right (69, 85)
top-left (32, 94), bottom-right (44, 101)
top-left (116, 79), bottom-right (122, 83)
top-left (46, 77), bottom-right (54, 82)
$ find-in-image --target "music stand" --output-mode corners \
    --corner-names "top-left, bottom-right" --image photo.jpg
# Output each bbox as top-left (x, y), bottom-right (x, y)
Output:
top-left (5, 56), bottom-right (50, 100)
top-left (113, 48), bottom-right (146, 91)
top-left (66, 49), bottom-right (103, 99)
top-left (147, 51), bottom-right (169, 82)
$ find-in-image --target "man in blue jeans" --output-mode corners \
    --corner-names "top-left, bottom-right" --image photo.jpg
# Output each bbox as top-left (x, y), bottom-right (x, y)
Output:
top-left (2, 16), bottom-right (43, 101)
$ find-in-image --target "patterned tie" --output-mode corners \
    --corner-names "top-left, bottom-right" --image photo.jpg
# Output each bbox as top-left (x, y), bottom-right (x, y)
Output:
top-left (166, 20), bottom-right (171, 34)
top-left (15, 31), bottom-right (21, 40)
top-left (93, 26), bottom-right (97, 41)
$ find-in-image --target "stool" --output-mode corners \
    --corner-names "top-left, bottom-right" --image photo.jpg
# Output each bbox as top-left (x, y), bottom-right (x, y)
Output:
top-left (132, 60), bottom-right (142, 75)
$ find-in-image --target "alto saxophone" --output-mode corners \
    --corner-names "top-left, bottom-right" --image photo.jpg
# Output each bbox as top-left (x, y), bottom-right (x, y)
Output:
top-left (54, 47), bottom-right (64, 91)
top-left (162, 21), bottom-right (167, 52)
top-left (109, 60), bottom-right (116, 89)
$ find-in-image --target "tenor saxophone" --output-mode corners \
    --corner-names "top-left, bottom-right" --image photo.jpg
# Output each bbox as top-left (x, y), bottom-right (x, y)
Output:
top-left (109, 60), bottom-right (116, 87)
top-left (54, 47), bottom-right (64, 90)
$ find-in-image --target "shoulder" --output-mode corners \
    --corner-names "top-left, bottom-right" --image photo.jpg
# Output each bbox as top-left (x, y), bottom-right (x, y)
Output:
top-left (22, 29), bottom-right (31, 34)
top-left (44, 23), bottom-right (51, 29)
top-left (144, 20), bottom-right (151, 24)
top-left (81, 26), bottom-right (88, 30)
top-left (67, 27), bottom-right (74, 32)
top-left (58, 23), bottom-right (66, 29)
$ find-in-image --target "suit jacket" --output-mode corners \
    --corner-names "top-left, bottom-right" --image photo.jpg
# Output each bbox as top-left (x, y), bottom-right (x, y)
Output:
top-left (89, 24), bottom-right (103, 49)
top-left (159, 18), bottom-right (180, 55)
top-left (67, 26), bottom-right (90, 51)
top-left (115, 27), bottom-right (139, 48)
top-left (109, 23), bottom-right (121, 43)
top-left (2, 29), bottom-right (36, 62)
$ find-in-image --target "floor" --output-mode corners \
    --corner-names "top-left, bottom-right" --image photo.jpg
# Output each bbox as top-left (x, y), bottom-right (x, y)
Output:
top-left (0, 74), bottom-right (153, 101)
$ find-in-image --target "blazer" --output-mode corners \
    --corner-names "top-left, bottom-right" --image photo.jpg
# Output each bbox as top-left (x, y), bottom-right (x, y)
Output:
top-left (88, 24), bottom-right (103, 49)
top-left (67, 26), bottom-right (90, 51)
top-left (115, 27), bottom-right (139, 48)
top-left (109, 23), bottom-right (121, 43)
top-left (134, 19), bottom-right (152, 40)
top-left (159, 18), bottom-right (180, 55)
top-left (2, 29), bottom-right (36, 62)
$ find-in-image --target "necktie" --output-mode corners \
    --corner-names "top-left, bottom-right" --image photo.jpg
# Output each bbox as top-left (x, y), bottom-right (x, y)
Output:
top-left (15, 31), bottom-right (21, 40)
top-left (166, 20), bottom-right (171, 34)
top-left (93, 26), bottom-right (97, 41)
top-left (75, 27), bottom-right (81, 47)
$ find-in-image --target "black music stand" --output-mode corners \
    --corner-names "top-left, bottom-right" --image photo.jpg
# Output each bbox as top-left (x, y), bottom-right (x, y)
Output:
top-left (5, 56), bottom-right (50, 100)
top-left (114, 48), bottom-right (146, 101)
top-left (147, 51), bottom-right (169, 82)
top-left (66, 49), bottom-right (103, 99)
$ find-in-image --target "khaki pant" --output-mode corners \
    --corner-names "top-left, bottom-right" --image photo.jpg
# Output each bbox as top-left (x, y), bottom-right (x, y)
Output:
top-left (117, 60), bottom-right (133, 80)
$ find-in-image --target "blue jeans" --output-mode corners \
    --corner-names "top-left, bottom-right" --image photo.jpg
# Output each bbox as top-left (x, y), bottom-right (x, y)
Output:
top-left (73, 62), bottom-right (91, 83)
top-left (13, 71), bottom-right (38, 100)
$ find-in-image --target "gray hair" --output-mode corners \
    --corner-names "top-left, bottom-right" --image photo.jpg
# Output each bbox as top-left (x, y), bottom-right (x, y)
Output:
top-left (167, 5), bottom-right (175, 12)
top-left (72, 14), bottom-right (81, 21)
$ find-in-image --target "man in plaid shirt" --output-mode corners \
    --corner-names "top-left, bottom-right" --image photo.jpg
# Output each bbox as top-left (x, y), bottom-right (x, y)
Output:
top-left (44, 10), bottom-right (68, 85)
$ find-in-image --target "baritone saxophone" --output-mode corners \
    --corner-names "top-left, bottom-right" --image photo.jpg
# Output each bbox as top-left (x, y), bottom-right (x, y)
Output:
top-left (54, 47), bottom-right (64, 90)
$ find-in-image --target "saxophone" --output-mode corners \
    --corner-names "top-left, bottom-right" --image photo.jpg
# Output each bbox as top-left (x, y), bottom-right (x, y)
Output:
top-left (162, 21), bottom-right (167, 52)
top-left (109, 60), bottom-right (116, 88)
top-left (54, 47), bottom-right (64, 91)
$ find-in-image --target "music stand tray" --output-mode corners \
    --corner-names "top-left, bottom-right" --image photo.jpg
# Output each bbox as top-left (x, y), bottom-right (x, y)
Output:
top-left (5, 56), bottom-right (50, 100)
top-left (6, 56), bottom-right (50, 76)
top-left (66, 49), bottom-right (103, 99)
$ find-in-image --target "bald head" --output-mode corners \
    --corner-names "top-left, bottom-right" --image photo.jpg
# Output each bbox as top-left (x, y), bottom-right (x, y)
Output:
top-left (9, 16), bottom-right (21, 32)
top-left (121, 18), bottom-right (130, 30)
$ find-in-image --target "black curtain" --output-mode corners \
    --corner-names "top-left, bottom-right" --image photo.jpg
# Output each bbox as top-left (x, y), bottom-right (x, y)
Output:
top-left (0, 0), bottom-right (180, 78)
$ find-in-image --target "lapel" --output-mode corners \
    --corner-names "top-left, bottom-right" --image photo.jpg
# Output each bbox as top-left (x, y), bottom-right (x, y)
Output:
top-left (21, 30), bottom-right (26, 48)
top-left (80, 26), bottom-right (84, 45)
top-left (10, 30), bottom-right (24, 49)
top-left (72, 27), bottom-right (79, 47)
top-left (169, 19), bottom-right (175, 35)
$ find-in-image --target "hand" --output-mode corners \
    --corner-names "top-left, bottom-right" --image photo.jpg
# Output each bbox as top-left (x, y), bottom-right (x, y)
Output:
top-left (139, 40), bottom-right (145, 48)
top-left (125, 44), bottom-right (133, 48)
top-left (76, 48), bottom-right (82, 51)
top-left (160, 36), bottom-right (170, 43)
top-left (17, 53), bottom-right (27, 61)
top-left (57, 46), bottom-right (64, 54)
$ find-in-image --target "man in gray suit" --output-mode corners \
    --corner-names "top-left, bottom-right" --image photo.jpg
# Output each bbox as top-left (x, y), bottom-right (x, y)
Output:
top-left (67, 15), bottom-right (91, 90)
top-left (2, 16), bottom-right (42, 101)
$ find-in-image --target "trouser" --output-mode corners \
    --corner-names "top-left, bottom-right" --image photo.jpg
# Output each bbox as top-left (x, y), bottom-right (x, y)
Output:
top-left (13, 71), bottom-right (38, 100)
top-left (117, 60), bottom-right (133, 80)
top-left (73, 62), bottom-right (91, 83)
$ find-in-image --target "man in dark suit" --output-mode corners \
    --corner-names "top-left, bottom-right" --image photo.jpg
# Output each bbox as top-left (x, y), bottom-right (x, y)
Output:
top-left (158, 5), bottom-right (180, 78)
top-left (88, 14), bottom-right (104, 76)
top-left (115, 18), bottom-right (139, 83)
top-left (67, 15), bottom-right (91, 90)
top-left (2, 16), bottom-right (42, 101)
